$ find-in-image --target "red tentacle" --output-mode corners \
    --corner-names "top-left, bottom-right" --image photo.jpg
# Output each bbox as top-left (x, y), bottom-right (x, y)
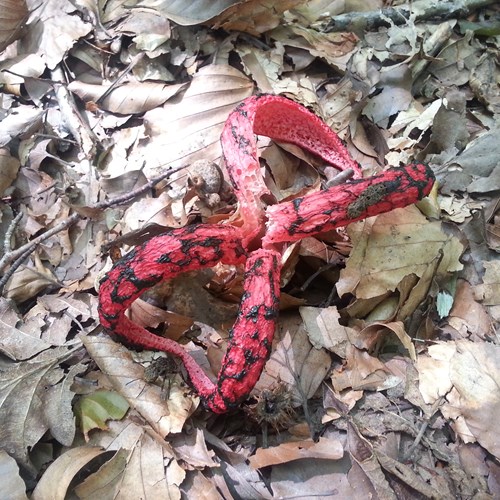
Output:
top-left (263, 164), bottom-right (435, 247)
top-left (208, 249), bottom-right (281, 412)
top-left (98, 226), bottom-right (280, 413)
top-left (221, 94), bottom-right (363, 245)
top-left (98, 224), bottom-right (247, 333)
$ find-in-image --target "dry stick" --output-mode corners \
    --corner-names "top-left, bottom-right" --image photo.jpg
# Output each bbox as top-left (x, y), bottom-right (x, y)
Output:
top-left (0, 165), bottom-right (188, 294)
top-left (325, 0), bottom-right (497, 32)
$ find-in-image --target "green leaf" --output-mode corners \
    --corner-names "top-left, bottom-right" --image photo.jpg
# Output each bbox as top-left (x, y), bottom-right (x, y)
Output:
top-left (75, 391), bottom-right (129, 438)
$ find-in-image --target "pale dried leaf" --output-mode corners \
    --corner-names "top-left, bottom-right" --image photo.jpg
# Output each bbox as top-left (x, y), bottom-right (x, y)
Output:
top-left (299, 305), bottom-right (350, 358)
top-left (0, 0), bottom-right (28, 51)
top-left (417, 342), bottom-right (455, 406)
top-left (67, 81), bottom-right (187, 114)
top-left (337, 205), bottom-right (464, 300)
top-left (0, 298), bottom-right (52, 360)
top-left (213, 0), bottom-right (303, 35)
top-left (31, 447), bottom-right (106, 500)
top-left (169, 427), bottom-right (218, 468)
top-left (0, 346), bottom-right (77, 473)
top-left (447, 340), bottom-right (500, 457)
top-left (0, 105), bottom-right (44, 148)
top-left (135, 0), bottom-right (239, 25)
top-left (19, 0), bottom-right (92, 70)
top-left (0, 450), bottom-right (28, 500)
top-left (82, 335), bottom-right (194, 436)
top-left (474, 260), bottom-right (500, 306)
top-left (255, 313), bottom-right (331, 404)
top-left (4, 256), bottom-right (59, 303)
top-left (250, 437), bottom-right (343, 468)
top-left (270, 452), bottom-right (356, 498)
top-left (134, 64), bottom-right (253, 175)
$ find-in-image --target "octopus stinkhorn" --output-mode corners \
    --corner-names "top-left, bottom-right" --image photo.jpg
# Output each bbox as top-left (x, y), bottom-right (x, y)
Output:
top-left (98, 94), bottom-right (435, 413)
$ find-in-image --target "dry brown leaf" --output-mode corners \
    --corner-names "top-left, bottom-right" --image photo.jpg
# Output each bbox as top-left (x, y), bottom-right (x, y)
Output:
top-left (337, 205), bottom-right (464, 300)
top-left (254, 312), bottom-right (331, 404)
top-left (0, 0), bottom-right (28, 52)
top-left (31, 447), bottom-right (107, 500)
top-left (332, 345), bottom-right (401, 392)
top-left (67, 81), bottom-right (187, 114)
top-left (0, 148), bottom-right (20, 196)
top-left (81, 335), bottom-right (195, 436)
top-left (4, 254), bottom-right (60, 303)
top-left (213, 0), bottom-right (303, 35)
top-left (81, 433), bottom-right (183, 499)
top-left (475, 260), bottom-right (500, 306)
top-left (169, 428), bottom-right (218, 468)
top-left (19, 0), bottom-right (92, 70)
top-left (0, 345), bottom-right (79, 474)
top-left (0, 297), bottom-right (52, 360)
top-left (447, 340), bottom-right (500, 458)
top-left (133, 0), bottom-right (239, 25)
top-left (446, 279), bottom-right (494, 340)
top-left (249, 436), bottom-right (343, 468)
top-left (128, 64), bottom-right (253, 176)
top-left (299, 305), bottom-right (351, 359)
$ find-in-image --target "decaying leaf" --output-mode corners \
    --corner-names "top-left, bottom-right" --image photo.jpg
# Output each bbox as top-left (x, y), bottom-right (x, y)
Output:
top-left (337, 205), bottom-right (464, 300)
top-left (81, 335), bottom-right (195, 436)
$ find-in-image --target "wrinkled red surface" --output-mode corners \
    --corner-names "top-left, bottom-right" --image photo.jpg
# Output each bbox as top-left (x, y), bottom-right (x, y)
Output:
top-left (98, 94), bottom-right (435, 413)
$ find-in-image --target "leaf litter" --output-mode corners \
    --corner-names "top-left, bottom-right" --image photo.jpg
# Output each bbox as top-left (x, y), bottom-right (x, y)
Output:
top-left (1, 0), bottom-right (500, 497)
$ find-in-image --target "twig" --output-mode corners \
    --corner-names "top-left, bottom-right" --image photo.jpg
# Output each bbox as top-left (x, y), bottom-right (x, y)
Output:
top-left (324, 0), bottom-right (497, 32)
top-left (0, 164), bottom-right (188, 294)
top-left (3, 212), bottom-right (23, 254)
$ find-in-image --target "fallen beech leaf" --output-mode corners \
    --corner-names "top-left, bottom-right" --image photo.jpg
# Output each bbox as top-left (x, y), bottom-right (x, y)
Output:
top-left (0, 298), bottom-right (52, 360)
top-left (0, 346), bottom-right (79, 474)
top-left (337, 205), bottom-right (463, 300)
top-left (134, 0), bottom-right (239, 25)
top-left (249, 437), bottom-right (343, 468)
top-left (360, 322), bottom-right (416, 361)
top-left (31, 447), bottom-right (107, 500)
top-left (82, 335), bottom-right (195, 436)
top-left (448, 340), bottom-right (500, 457)
top-left (446, 279), bottom-right (493, 340)
top-left (67, 81), bottom-right (187, 114)
top-left (75, 434), bottom-right (185, 499)
top-left (416, 342), bottom-right (455, 406)
top-left (332, 345), bottom-right (401, 392)
top-left (4, 254), bottom-right (60, 303)
top-left (135, 64), bottom-right (253, 175)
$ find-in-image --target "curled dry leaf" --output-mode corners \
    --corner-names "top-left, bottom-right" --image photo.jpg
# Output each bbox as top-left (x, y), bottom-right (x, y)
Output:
top-left (418, 340), bottom-right (500, 458)
top-left (0, 346), bottom-right (78, 475)
top-left (0, 148), bottom-right (20, 196)
top-left (67, 81), bottom-right (187, 114)
top-left (75, 433), bottom-right (184, 499)
top-left (0, 297), bottom-right (52, 360)
top-left (249, 436), bottom-right (344, 468)
top-left (31, 447), bottom-right (107, 499)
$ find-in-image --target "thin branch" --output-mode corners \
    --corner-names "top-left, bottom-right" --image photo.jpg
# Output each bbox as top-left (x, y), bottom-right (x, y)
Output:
top-left (0, 164), bottom-right (188, 294)
top-left (324, 0), bottom-right (497, 32)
